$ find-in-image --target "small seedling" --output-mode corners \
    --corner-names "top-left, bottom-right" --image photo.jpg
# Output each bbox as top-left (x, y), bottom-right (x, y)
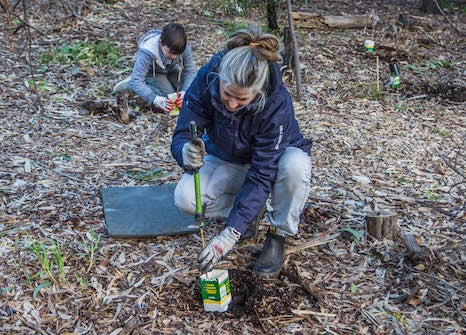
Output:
top-left (75, 273), bottom-right (88, 290)
top-left (25, 78), bottom-right (55, 92)
top-left (26, 238), bottom-right (66, 289)
top-left (75, 225), bottom-right (102, 273)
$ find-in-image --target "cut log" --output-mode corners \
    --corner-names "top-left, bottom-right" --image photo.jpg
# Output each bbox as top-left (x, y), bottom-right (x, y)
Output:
top-left (365, 210), bottom-right (398, 240)
top-left (292, 12), bottom-right (379, 29)
top-left (79, 98), bottom-right (118, 114)
top-left (79, 93), bottom-right (138, 123)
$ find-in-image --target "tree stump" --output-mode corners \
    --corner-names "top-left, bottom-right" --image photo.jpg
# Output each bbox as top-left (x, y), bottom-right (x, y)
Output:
top-left (116, 92), bottom-right (130, 123)
top-left (366, 211), bottom-right (398, 240)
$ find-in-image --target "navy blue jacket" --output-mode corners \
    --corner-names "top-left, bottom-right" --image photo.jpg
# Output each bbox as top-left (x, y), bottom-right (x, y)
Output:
top-left (171, 51), bottom-right (312, 235)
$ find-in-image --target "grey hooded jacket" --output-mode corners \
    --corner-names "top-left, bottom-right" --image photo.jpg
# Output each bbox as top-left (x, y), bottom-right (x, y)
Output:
top-left (130, 29), bottom-right (197, 105)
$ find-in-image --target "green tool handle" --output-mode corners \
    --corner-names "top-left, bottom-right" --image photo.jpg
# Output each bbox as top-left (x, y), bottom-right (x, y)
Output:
top-left (193, 173), bottom-right (202, 217)
top-left (189, 121), bottom-right (203, 219)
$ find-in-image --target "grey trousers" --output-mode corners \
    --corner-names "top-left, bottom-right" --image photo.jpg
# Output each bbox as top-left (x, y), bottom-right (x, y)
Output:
top-left (112, 68), bottom-right (182, 97)
top-left (174, 147), bottom-right (312, 236)
top-left (145, 70), bottom-right (182, 96)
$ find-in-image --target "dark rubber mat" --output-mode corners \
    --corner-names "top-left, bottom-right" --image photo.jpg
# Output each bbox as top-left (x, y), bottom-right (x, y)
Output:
top-left (101, 184), bottom-right (198, 237)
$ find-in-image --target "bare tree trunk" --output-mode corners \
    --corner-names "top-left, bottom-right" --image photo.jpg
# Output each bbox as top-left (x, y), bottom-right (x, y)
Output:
top-left (266, 0), bottom-right (278, 31)
top-left (421, 0), bottom-right (442, 14)
top-left (286, 0), bottom-right (302, 101)
top-left (282, 27), bottom-right (293, 69)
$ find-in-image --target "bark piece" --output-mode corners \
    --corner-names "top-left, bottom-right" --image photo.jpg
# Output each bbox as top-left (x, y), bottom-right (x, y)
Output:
top-left (402, 233), bottom-right (423, 261)
top-left (365, 211), bottom-right (398, 240)
top-left (292, 12), bottom-right (379, 29)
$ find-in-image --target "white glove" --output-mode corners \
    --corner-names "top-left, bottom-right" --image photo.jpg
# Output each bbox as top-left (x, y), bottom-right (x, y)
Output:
top-left (182, 138), bottom-right (205, 171)
top-left (153, 95), bottom-right (174, 112)
top-left (198, 227), bottom-right (241, 273)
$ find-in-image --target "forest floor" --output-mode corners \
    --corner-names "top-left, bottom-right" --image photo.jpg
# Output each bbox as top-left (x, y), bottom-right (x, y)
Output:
top-left (0, 0), bottom-right (465, 334)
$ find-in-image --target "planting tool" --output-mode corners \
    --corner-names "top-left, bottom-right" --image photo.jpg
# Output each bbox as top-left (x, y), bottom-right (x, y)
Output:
top-left (190, 121), bottom-right (206, 247)
top-left (189, 121), bottom-right (233, 312)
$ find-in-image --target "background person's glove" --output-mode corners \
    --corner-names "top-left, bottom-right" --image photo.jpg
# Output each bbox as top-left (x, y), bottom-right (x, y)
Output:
top-left (176, 91), bottom-right (185, 109)
top-left (198, 227), bottom-right (241, 273)
top-left (153, 95), bottom-right (174, 112)
top-left (182, 138), bottom-right (205, 171)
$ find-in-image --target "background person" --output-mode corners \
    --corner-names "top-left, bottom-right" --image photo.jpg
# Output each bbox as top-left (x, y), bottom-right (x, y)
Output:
top-left (112, 22), bottom-right (197, 115)
top-left (170, 26), bottom-right (312, 277)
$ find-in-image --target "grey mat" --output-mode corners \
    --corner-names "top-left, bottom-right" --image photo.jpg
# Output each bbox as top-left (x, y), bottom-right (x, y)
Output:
top-left (101, 184), bottom-right (198, 237)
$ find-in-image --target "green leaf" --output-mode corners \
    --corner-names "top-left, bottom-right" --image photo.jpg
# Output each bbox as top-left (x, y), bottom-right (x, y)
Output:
top-left (33, 281), bottom-right (52, 299)
top-left (339, 228), bottom-right (364, 241)
top-left (351, 283), bottom-right (357, 293)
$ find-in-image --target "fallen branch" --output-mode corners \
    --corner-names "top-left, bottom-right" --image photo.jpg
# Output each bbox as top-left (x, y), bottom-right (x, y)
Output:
top-left (292, 12), bottom-right (379, 29)
top-left (286, 230), bottom-right (340, 255)
top-left (283, 261), bottom-right (324, 303)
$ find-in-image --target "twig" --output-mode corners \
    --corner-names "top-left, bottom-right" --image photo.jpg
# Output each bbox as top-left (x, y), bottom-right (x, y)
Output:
top-left (292, 309), bottom-right (337, 317)
top-left (376, 55), bottom-right (380, 93)
top-left (406, 94), bottom-right (428, 101)
top-left (286, 231), bottom-right (340, 255)
top-left (254, 307), bottom-right (268, 333)
top-left (440, 158), bottom-right (466, 179)
top-left (283, 261), bottom-right (324, 303)
top-left (433, 0), bottom-right (466, 36)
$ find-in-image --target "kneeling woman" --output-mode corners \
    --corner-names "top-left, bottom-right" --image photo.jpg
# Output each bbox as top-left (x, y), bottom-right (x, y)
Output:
top-left (170, 26), bottom-right (312, 277)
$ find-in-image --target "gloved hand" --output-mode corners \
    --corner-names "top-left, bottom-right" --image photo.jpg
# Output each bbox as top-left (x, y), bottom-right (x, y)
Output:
top-left (153, 95), bottom-right (174, 112)
top-left (182, 138), bottom-right (205, 171)
top-left (198, 227), bottom-right (241, 273)
top-left (175, 91), bottom-right (185, 109)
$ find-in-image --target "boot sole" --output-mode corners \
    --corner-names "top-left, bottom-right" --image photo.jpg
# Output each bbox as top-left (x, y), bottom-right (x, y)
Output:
top-left (252, 267), bottom-right (282, 278)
